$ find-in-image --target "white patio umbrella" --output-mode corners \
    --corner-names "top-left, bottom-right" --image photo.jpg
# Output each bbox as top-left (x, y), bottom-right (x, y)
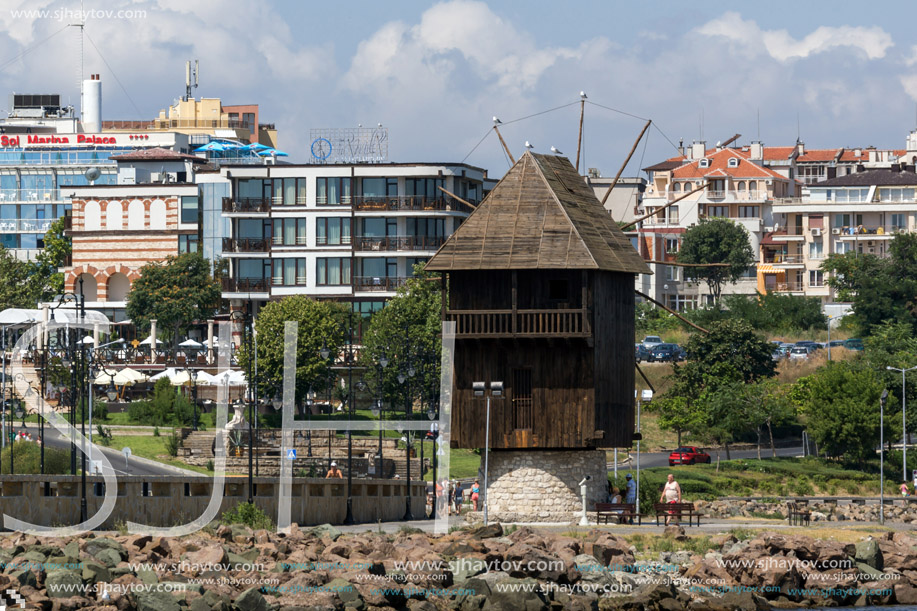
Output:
top-left (170, 370), bottom-right (193, 386)
top-left (118, 367), bottom-right (148, 383)
top-left (80, 335), bottom-right (95, 344)
top-left (179, 339), bottom-right (204, 349)
top-left (139, 336), bottom-right (164, 346)
top-left (93, 370), bottom-right (135, 386)
top-left (193, 371), bottom-right (217, 385)
top-left (149, 368), bottom-right (178, 381)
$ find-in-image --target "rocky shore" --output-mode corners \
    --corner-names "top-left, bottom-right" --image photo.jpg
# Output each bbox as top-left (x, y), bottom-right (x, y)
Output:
top-left (696, 499), bottom-right (917, 523)
top-left (0, 522), bottom-right (915, 610)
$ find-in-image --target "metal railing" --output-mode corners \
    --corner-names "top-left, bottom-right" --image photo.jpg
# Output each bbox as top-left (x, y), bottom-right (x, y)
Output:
top-left (352, 276), bottom-right (409, 292)
top-left (222, 197), bottom-right (270, 213)
top-left (0, 219), bottom-right (53, 233)
top-left (221, 237), bottom-right (271, 253)
top-left (833, 225), bottom-right (900, 237)
top-left (221, 277), bottom-right (270, 293)
top-left (764, 254), bottom-right (805, 264)
top-left (446, 309), bottom-right (589, 337)
top-left (0, 188), bottom-right (62, 202)
top-left (353, 235), bottom-right (445, 252)
top-left (315, 236), bottom-right (352, 246)
top-left (353, 195), bottom-right (476, 214)
top-left (774, 282), bottom-right (805, 292)
top-left (0, 152), bottom-right (117, 166)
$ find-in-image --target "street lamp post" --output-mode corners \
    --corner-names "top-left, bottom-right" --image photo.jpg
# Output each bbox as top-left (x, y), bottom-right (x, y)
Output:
top-left (881, 389), bottom-right (889, 525)
top-left (305, 386), bottom-right (314, 458)
top-left (229, 308), bottom-right (256, 504)
top-left (887, 365), bottom-right (917, 483)
top-left (636, 389), bottom-right (653, 517)
top-left (472, 381), bottom-right (503, 526)
top-left (399, 363), bottom-right (418, 520)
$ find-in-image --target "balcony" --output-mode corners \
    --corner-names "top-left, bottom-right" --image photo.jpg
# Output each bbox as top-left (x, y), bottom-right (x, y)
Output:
top-left (773, 282), bottom-right (805, 292)
top-left (353, 196), bottom-right (475, 214)
top-left (763, 254), bottom-right (805, 265)
top-left (221, 277), bottom-right (269, 293)
top-left (833, 225), bottom-right (900, 238)
top-left (222, 197), bottom-right (270, 214)
top-left (353, 235), bottom-right (445, 252)
top-left (0, 188), bottom-right (62, 203)
top-left (446, 309), bottom-right (590, 338)
top-left (222, 237), bottom-right (271, 253)
top-left (352, 276), bottom-right (410, 292)
top-left (0, 219), bottom-right (53, 233)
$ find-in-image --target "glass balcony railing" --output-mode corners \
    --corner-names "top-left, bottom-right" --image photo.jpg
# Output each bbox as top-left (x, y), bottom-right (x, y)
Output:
top-left (0, 219), bottom-right (53, 233)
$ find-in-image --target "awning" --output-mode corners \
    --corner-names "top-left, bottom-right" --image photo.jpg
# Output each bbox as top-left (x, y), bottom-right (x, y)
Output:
top-left (757, 264), bottom-right (782, 274)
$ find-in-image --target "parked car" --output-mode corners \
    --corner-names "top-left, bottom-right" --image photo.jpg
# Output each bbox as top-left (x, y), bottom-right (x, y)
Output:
top-left (788, 346), bottom-right (815, 361)
top-left (668, 446), bottom-right (711, 466)
top-left (648, 343), bottom-right (686, 363)
top-left (827, 340), bottom-right (846, 348)
top-left (635, 343), bottom-right (651, 363)
top-left (641, 335), bottom-right (664, 349)
top-left (844, 338), bottom-right (864, 351)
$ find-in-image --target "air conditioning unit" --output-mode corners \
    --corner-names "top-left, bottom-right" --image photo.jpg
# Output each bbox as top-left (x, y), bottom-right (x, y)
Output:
top-left (810, 228), bottom-right (822, 236)
top-left (832, 228), bottom-right (841, 235)
top-left (868, 248), bottom-right (876, 254)
top-left (867, 241), bottom-right (874, 247)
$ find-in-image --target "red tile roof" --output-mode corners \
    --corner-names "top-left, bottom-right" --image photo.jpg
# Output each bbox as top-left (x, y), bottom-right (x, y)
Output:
top-left (762, 147), bottom-right (795, 161)
top-left (671, 148), bottom-right (787, 180)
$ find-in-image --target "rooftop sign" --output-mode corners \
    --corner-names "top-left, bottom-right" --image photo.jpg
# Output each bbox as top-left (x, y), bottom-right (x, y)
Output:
top-left (309, 127), bottom-right (388, 164)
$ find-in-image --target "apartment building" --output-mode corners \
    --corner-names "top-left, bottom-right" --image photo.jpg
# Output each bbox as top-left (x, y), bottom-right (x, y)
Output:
top-left (219, 162), bottom-right (487, 320)
top-left (638, 144), bottom-right (792, 309)
top-left (761, 165), bottom-right (917, 302)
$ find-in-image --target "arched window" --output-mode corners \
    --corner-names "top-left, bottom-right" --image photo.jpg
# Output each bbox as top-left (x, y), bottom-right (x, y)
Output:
top-left (107, 272), bottom-right (130, 302)
top-left (150, 199), bottom-right (166, 230)
top-left (84, 201), bottom-right (101, 230)
top-left (77, 273), bottom-right (98, 301)
top-left (106, 201), bottom-right (123, 230)
top-left (127, 200), bottom-right (144, 230)
top-left (672, 182), bottom-right (681, 192)
top-left (737, 181), bottom-right (746, 192)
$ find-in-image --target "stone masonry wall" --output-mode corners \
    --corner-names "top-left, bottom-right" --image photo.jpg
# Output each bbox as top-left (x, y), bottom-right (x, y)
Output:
top-left (486, 449), bottom-right (608, 522)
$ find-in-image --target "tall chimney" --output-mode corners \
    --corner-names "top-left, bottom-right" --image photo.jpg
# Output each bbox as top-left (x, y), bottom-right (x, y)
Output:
top-left (691, 140), bottom-right (706, 161)
top-left (82, 74), bottom-right (102, 134)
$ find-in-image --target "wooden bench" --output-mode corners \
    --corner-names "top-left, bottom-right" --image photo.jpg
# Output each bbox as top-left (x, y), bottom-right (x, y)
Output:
top-left (653, 502), bottom-right (702, 526)
top-left (787, 501), bottom-right (811, 526)
top-left (595, 503), bottom-right (641, 525)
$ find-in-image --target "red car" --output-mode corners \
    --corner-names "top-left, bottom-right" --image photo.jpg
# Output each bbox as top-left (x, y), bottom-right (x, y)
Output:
top-left (668, 446), bottom-right (711, 466)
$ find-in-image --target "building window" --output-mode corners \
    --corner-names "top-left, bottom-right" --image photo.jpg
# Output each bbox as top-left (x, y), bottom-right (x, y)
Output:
top-left (273, 218), bottom-right (307, 245)
top-left (891, 213), bottom-right (907, 231)
top-left (809, 270), bottom-right (824, 287)
top-left (178, 234), bottom-right (199, 253)
top-left (316, 177), bottom-right (352, 205)
top-left (361, 177), bottom-right (399, 197)
top-left (665, 238), bottom-right (679, 254)
top-left (180, 195), bottom-right (199, 224)
top-left (272, 178), bottom-right (307, 206)
top-left (664, 294), bottom-right (697, 311)
top-left (708, 206), bottom-right (728, 217)
top-left (832, 188), bottom-right (869, 203)
top-left (667, 205), bottom-right (679, 224)
top-left (879, 188), bottom-right (916, 203)
top-left (273, 258), bottom-right (307, 286)
top-left (738, 206), bottom-right (759, 218)
top-left (512, 368), bottom-right (533, 430)
top-left (406, 217), bottom-right (445, 237)
top-left (316, 257), bottom-right (351, 285)
top-left (808, 240), bottom-right (824, 259)
top-left (405, 177), bottom-right (444, 201)
top-left (316, 217), bottom-right (352, 245)
top-left (665, 265), bottom-right (679, 281)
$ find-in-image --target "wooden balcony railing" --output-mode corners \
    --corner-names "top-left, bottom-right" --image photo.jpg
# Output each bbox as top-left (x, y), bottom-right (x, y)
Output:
top-left (222, 197), bottom-right (270, 213)
top-left (353, 196), bottom-right (476, 214)
top-left (222, 237), bottom-right (271, 253)
top-left (446, 309), bottom-right (590, 338)
top-left (353, 235), bottom-right (445, 252)
top-left (221, 277), bottom-right (269, 293)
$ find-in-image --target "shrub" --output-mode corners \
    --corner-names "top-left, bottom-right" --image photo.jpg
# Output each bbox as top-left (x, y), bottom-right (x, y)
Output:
top-left (221, 502), bottom-right (273, 530)
top-left (164, 430), bottom-right (181, 457)
top-left (0, 442), bottom-right (69, 474)
top-left (153, 426), bottom-right (160, 437)
top-left (205, 459), bottom-right (214, 471)
top-left (128, 378), bottom-right (195, 427)
top-left (96, 425), bottom-right (113, 446)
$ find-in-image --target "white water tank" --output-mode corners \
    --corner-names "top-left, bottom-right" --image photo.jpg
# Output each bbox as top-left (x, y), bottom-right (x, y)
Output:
top-left (82, 74), bottom-right (102, 133)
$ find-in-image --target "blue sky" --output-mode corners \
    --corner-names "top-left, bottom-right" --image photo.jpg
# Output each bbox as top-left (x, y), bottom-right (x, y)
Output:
top-left (1, 1), bottom-right (917, 177)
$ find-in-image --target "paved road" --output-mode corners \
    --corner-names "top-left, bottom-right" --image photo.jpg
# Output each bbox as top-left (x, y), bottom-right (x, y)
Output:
top-left (33, 427), bottom-right (195, 477)
top-left (611, 445), bottom-right (805, 470)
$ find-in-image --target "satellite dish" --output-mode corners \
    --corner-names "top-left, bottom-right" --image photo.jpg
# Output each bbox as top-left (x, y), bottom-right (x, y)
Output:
top-left (84, 167), bottom-right (101, 184)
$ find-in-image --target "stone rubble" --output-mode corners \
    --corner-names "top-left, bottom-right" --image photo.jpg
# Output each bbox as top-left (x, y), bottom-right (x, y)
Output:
top-left (0, 523), bottom-right (914, 610)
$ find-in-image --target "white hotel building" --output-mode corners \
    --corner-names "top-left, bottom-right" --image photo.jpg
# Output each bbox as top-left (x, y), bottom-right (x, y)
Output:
top-left (219, 163), bottom-right (488, 319)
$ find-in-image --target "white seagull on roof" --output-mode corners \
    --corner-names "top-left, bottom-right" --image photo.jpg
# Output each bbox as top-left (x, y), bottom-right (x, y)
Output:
top-left (493, 116), bottom-right (501, 124)
top-left (580, 91), bottom-right (587, 99)
top-left (524, 141), bottom-right (534, 150)
top-left (550, 146), bottom-right (563, 155)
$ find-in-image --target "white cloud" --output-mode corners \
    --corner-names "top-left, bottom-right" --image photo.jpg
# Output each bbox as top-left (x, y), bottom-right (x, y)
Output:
top-left (697, 12), bottom-right (893, 62)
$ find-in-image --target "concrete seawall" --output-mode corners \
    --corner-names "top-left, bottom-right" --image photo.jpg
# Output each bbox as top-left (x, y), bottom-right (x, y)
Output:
top-left (0, 475), bottom-right (425, 529)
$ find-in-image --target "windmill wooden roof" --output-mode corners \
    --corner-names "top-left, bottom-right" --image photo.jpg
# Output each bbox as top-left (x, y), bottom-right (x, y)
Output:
top-left (426, 152), bottom-right (650, 274)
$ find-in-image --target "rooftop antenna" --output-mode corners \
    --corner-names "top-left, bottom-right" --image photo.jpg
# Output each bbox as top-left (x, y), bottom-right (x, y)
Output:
top-left (757, 108), bottom-right (760, 141)
top-left (797, 112), bottom-right (800, 142)
top-left (184, 59), bottom-right (199, 101)
top-left (491, 116), bottom-right (514, 165)
top-left (575, 91), bottom-right (586, 173)
top-left (70, 0), bottom-right (85, 122)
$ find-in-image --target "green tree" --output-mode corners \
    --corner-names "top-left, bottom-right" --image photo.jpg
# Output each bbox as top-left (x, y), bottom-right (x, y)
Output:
top-left (0, 441), bottom-right (69, 474)
top-left (237, 296), bottom-right (349, 409)
top-left (0, 245), bottom-right (39, 309)
top-left (659, 320), bottom-right (777, 455)
top-left (646, 394), bottom-right (705, 448)
top-left (686, 292), bottom-right (826, 334)
top-left (677, 218), bottom-right (754, 305)
top-left (125, 252), bottom-right (220, 337)
top-left (361, 264), bottom-right (441, 413)
top-left (863, 320), bottom-right (917, 436)
top-left (31, 216), bottom-right (71, 298)
top-left (822, 233), bottom-right (917, 335)
top-left (804, 361), bottom-right (890, 463)
top-left (127, 377), bottom-right (194, 426)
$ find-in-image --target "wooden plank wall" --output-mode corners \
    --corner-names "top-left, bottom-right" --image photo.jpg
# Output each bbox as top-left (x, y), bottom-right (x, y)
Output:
top-left (592, 271), bottom-right (636, 448)
top-left (450, 339), bottom-right (595, 450)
